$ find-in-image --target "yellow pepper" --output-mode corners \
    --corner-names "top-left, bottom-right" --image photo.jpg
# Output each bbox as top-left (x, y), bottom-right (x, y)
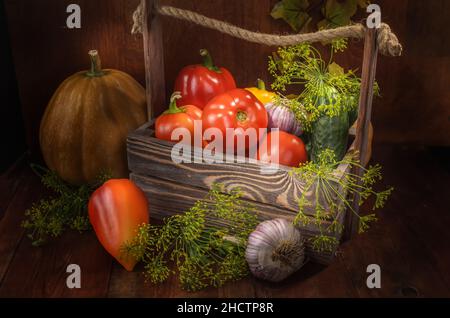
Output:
top-left (246, 79), bottom-right (277, 105)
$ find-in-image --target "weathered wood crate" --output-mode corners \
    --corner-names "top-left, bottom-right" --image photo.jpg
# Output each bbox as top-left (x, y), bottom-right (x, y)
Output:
top-left (127, 0), bottom-right (386, 264)
top-left (128, 122), bottom-right (354, 263)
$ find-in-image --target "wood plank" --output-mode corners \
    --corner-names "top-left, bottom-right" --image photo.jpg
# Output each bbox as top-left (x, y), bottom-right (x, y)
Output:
top-left (376, 145), bottom-right (450, 295)
top-left (128, 127), bottom-right (351, 215)
top-left (110, 145), bottom-right (450, 297)
top-left (0, 166), bottom-right (42, 285)
top-left (252, 261), bottom-right (359, 298)
top-left (0, 157), bottom-right (28, 220)
top-left (0, 145), bottom-right (449, 297)
top-left (249, 146), bottom-right (450, 298)
top-left (345, 28), bottom-right (379, 239)
top-left (142, 0), bottom-right (166, 120)
top-left (0, 166), bottom-right (113, 297)
top-left (130, 173), bottom-right (341, 264)
top-left (338, 200), bottom-right (450, 297)
top-left (216, 278), bottom-right (257, 298)
top-left (107, 213), bottom-right (220, 297)
top-left (0, 231), bottom-right (113, 298)
top-left (334, 145), bottom-right (450, 297)
top-left (107, 262), bottom-right (219, 298)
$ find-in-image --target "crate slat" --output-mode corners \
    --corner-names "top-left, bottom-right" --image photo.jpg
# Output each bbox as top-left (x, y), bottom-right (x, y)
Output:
top-left (131, 172), bottom-right (341, 264)
top-left (128, 125), bottom-right (351, 216)
top-left (127, 122), bottom-right (355, 264)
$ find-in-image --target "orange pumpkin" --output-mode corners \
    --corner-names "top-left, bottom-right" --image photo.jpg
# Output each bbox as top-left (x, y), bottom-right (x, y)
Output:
top-left (40, 50), bottom-right (147, 185)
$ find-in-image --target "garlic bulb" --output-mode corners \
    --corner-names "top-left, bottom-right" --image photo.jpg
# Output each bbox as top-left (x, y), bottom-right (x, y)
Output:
top-left (246, 218), bottom-right (305, 282)
top-left (265, 103), bottom-right (303, 136)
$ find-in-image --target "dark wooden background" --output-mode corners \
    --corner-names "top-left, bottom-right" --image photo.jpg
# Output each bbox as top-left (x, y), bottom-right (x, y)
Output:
top-left (3, 0), bottom-right (450, 163)
top-left (1, 1), bottom-right (25, 171)
top-left (1, 0), bottom-right (450, 298)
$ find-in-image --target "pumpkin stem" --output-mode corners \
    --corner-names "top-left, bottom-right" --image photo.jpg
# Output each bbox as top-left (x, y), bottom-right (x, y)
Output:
top-left (87, 50), bottom-right (104, 77)
top-left (200, 49), bottom-right (221, 73)
top-left (165, 92), bottom-right (184, 114)
top-left (257, 79), bottom-right (266, 91)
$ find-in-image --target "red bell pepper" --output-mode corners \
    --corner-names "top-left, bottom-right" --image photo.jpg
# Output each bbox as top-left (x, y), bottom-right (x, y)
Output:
top-left (174, 49), bottom-right (236, 109)
top-left (88, 179), bottom-right (149, 271)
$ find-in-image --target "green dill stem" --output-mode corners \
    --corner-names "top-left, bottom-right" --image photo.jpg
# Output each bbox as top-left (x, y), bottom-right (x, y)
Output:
top-left (30, 163), bottom-right (49, 179)
top-left (128, 185), bottom-right (256, 291)
top-left (323, 178), bottom-right (363, 220)
top-left (345, 183), bottom-right (378, 195)
top-left (328, 45), bottom-right (334, 67)
top-left (314, 176), bottom-right (321, 222)
top-left (319, 178), bottom-right (337, 217)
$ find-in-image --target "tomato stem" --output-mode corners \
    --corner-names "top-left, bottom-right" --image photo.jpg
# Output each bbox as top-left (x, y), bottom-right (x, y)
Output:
top-left (236, 111), bottom-right (248, 122)
top-left (86, 50), bottom-right (104, 77)
top-left (257, 79), bottom-right (266, 91)
top-left (200, 49), bottom-right (221, 73)
top-left (166, 92), bottom-right (184, 114)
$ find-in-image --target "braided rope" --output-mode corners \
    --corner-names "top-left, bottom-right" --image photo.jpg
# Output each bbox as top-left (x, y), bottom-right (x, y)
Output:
top-left (132, 3), bottom-right (402, 57)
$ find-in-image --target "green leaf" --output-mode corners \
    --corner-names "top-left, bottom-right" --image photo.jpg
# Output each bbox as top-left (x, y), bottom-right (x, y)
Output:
top-left (271, 0), bottom-right (312, 32)
top-left (318, 0), bottom-right (359, 29)
top-left (357, 0), bottom-right (370, 8)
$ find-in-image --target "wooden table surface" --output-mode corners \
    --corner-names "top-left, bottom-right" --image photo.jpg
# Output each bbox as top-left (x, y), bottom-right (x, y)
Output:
top-left (0, 144), bottom-right (449, 298)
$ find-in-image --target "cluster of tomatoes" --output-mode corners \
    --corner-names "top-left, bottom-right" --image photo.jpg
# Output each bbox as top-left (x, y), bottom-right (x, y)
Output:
top-left (155, 49), bottom-right (307, 168)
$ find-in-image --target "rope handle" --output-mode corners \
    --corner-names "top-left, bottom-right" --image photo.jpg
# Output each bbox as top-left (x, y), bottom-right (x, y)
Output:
top-left (132, 3), bottom-right (402, 57)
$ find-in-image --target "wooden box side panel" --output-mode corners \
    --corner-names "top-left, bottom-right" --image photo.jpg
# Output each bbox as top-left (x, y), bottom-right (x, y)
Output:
top-left (128, 124), bottom-right (352, 215)
top-left (131, 172), bottom-right (341, 265)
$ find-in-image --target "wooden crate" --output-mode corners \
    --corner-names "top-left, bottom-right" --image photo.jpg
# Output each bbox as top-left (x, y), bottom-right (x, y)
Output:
top-left (128, 121), bottom-right (356, 264)
top-left (127, 0), bottom-right (380, 264)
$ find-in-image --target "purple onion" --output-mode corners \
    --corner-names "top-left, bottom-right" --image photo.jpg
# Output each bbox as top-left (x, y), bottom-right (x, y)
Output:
top-left (265, 102), bottom-right (303, 136)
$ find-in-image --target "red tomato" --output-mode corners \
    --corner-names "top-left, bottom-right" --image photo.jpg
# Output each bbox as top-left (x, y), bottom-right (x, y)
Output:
top-left (202, 88), bottom-right (268, 153)
top-left (88, 179), bottom-right (149, 271)
top-left (174, 49), bottom-right (236, 109)
top-left (155, 92), bottom-right (202, 144)
top-left (258, 131), bottom-right (308, 167)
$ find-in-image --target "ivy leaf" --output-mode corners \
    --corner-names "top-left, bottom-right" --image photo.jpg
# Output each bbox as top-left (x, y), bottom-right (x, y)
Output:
top-left (271, 0), bottom-right (312, 32)
top-left (318, 0), bottom-right (359, 29)
top-left (357, 0), bottom-right (370, 8)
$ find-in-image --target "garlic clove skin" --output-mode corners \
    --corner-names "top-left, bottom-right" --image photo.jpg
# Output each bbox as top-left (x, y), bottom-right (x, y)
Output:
top-left (246, 218), bottom-right (305, 283)
top-left (265, 103), bottom-right (303, 137)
